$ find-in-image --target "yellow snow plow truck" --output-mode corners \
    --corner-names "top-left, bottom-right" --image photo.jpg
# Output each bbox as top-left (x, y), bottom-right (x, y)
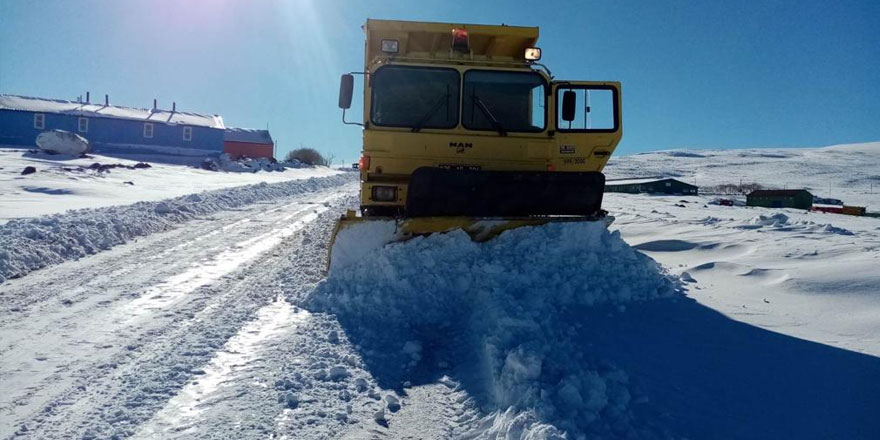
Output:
top-left (330, 19), bottom-right (622, 270)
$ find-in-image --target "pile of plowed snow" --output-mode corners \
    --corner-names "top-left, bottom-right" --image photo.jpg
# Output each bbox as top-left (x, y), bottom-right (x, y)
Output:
top-left (307, 221), bottom-right (680, 438)
top-left (0, 173), bottom-right (354, 283)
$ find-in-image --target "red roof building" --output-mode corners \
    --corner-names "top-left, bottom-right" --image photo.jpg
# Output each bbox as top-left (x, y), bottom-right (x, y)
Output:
top-left (223, 128), bottom-right (274, 159)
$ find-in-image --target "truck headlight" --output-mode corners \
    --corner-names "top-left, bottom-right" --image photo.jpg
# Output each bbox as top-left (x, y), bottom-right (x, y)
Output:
top-left (371, 186), bottom-right (397, 201)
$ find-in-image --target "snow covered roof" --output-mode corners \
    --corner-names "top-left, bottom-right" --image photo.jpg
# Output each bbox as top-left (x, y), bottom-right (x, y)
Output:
top-left (0, 94), bottom-right (225, 129)
top-left (224, 128), bottom-right (273, 144)
top-left (606, 177), bottom-right (695, 187)
top-left (748, 189), bottom-right (812, 197)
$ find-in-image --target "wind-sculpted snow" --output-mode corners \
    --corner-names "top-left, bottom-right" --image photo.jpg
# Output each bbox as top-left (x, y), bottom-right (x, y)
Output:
top-left (739, 212), bottom-right (854, 235)
top-left (0, 173), bottom-right (354, 283)
top-left (307, 221), bottom-right (680, 438)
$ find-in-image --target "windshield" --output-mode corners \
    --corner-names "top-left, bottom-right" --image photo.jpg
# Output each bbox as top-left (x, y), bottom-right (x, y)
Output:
top-left (462, 70), bottom-right (546, 133)
top-left (370, 66), bottom-right (460, 130)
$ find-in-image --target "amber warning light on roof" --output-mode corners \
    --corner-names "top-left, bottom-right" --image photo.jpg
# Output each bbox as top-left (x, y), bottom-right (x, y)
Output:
top-left (452, 28), bottom-right (469, 52)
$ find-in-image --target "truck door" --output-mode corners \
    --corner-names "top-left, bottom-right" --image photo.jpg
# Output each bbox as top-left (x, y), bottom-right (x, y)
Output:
top-left (550, 81), bottom-right (622, 172)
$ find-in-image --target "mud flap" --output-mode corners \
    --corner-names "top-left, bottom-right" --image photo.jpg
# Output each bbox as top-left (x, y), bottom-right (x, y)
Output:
top-left (406, 167), bottom-right (606, 217)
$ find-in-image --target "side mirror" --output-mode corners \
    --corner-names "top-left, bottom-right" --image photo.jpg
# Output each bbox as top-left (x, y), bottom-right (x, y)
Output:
top-left (338, 74), bottom-right (354, 109)
top-left (561, 90), bottom-right (576, 122)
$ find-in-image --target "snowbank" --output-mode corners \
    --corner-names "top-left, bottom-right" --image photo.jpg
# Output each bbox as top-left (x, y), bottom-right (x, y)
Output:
top-left (35, 130), bottom-right (90, 155)
top-left (740, 212), bottom-right (854, 235)
top-left (200, 153), bottom-right (294, 173)
top-left (0, 149), bottom-right (342, 221)
top-left (0, 173), bottom-right (354, 283)
top-left (307, 221), bottom-right (680, 438)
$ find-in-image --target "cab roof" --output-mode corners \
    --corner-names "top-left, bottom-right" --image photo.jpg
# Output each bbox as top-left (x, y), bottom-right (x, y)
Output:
top-left (365, 19), bottom-right (539, 65)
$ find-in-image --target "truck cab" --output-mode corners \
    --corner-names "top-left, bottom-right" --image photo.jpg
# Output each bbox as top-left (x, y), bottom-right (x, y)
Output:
top-left (339, 19), bottom-right (622, 217)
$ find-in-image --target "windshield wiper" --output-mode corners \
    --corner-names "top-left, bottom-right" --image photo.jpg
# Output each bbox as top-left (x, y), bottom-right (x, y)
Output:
top-left (472, 93), bottom-right (507, 136)
top-left (411, 88), bottom-right (450, 133)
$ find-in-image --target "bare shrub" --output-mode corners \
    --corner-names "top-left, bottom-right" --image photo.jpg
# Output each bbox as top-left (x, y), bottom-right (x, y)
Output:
top-left (703, 182), bottom-right (763, 195)
top-left (740, 182), bottom-right (763, 193)
top-left (286, 148), bottom-right (328, 166)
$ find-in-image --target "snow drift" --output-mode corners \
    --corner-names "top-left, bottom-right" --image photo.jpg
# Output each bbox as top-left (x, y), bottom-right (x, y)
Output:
top-left (307, 221), bottom-right (681, 438)
top-left (35, 129), bottom-right (90, 155)
top-left (200, 153), bottom-right (294, 173)
top-left (739, 212), bottom-right (854, 235)
top-left (0, 173), bottom-right (354, 283)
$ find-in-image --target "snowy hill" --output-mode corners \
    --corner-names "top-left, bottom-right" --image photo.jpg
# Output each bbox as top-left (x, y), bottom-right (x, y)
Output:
top-left (606, 142), bottom-right (880, 208)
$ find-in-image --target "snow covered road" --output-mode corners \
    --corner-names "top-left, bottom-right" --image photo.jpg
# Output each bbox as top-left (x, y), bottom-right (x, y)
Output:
top-left (0, 183), bottom-right (356, 439)
top-left (2, 142), bottom-right (879, 439)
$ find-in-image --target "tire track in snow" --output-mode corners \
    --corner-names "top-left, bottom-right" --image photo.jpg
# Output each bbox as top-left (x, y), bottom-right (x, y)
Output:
top-left (133, 297), bottom-right (311, 438)
top-left (0, 185), bottom-right (356, 439)
top-left (0, 201), bottom-right (333, 416)
top-left (123, 206), bottom-right (327, 324)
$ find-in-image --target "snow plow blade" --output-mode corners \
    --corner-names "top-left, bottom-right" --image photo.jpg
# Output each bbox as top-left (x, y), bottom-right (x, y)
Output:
top-left (327, 169), bottom-right (610, 273)
top-left (327, 212), bottom-right (613, 273)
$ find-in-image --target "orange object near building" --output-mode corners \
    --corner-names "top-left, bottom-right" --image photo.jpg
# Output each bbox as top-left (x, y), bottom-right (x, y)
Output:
top-left (223, 141), bottom-right (273, 159)
top-left (811, 205), bottom-right (844, 214)
top-left (842, 205), bottom-right (866, 216)
top-left (223, 128), bottom-right (274, 159)
top-left (812, 204), bottom-right (867, 216)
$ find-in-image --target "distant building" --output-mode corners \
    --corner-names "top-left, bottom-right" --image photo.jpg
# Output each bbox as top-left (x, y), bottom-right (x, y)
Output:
top-left (223, 128), bottom-right (274, 159)
top-left (605, 177), bottom-right (698, 195)
top-left (0, 94), bottom-right (273, 160)
top-left (812, 204), bottom-right (867, 216)
top-left (811, 204), bottom-right (845, 214)
top-left (842, 206), bottom-right (867, 216)
top-left (747, 189), bottom-right (813, 209)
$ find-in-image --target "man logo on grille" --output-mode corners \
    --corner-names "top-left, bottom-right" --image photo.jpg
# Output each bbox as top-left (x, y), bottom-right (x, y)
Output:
top-left (449, 142), bottom-right (473, 153)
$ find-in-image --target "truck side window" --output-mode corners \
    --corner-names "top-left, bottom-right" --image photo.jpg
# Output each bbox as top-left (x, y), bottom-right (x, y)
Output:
top-left (531, 84), bottom-right (546, 129)
top-left (556, 87), bottom-right (618, 132)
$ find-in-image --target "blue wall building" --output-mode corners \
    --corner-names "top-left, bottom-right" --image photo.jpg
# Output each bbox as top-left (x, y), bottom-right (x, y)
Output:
top-left (0, 94), bottom-right (226, 159)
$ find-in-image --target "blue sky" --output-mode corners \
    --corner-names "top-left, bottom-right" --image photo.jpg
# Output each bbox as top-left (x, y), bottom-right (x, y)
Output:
top-left (1, 0), bottom-right (878, 163)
